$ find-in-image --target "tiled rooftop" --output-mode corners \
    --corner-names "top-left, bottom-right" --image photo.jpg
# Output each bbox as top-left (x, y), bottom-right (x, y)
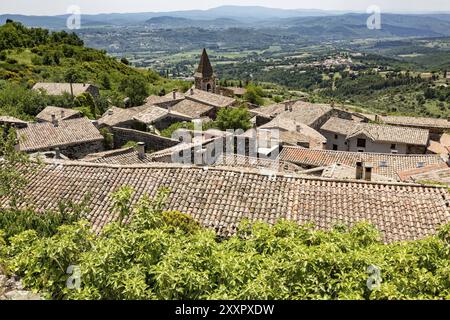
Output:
top-left (97, 106), bottom-right (146, 127)
top-left (321, 117), bottom-right (430, 146)
top-left (81, 147), bottom-right (154, 165)
top-left (17, 117), bottom-right (104, 152)
top-left (144, 91), bottom-right (185, 106)
top-left (409, 168), bottom-right (450, 185)
top-left (0, 116), bottom-right (28, 126)
top-left (279, 146), bottom-right (446, 180)
top-left (32, 83), bottom-right (95, 96)
top-left (185, 89), bottom-right (236, 108)
top-left (254, 101), bottom-right (333, 127)
top-left (4, 159), bottom-right (450, 243)
top-left (170, 99), bottom-right (214, 119)
top-left (36, 106), bottom-right (81, 123)
top-left (212, 154), bottom-right (302, 173)
top-left (380, 115), bottom-right (450, 129)
top-left (260, 119), bottom-right (327, 145)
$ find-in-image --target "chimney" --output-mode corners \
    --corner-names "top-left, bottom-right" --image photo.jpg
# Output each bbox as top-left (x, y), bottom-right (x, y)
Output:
top-left (61, 109), bottom-right (65, 119)
top-left (296, 125), bottom-right (302, 132)
top-left (137, 142), bottom-right (145, 160)
top-left (172, 90), bottom-right (177, 100)
top-left (447, 116), bottom-right (450, 122)
top-left (51, 114), bottom-right (58, 127)
top-left (54, 147), bottom-right (61, 159)
top-left (190, 88), bottom-right (194, 95)
top-left (375, 114), bottom-right (380, 122)
top-left (284, 103), bottom-right (289, 111)
top-left (107, 109), bottom-right (114, 116)
top-left (364, 163), bottom-right (373, 182)
top-left (356, 161), bottom-right (364, 180)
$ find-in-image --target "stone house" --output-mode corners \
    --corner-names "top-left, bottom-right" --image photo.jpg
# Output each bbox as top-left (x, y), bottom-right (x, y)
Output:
top-left (320, 117), bottom-right (430, 154)
top-left (16, 117), bottom-right (104, 159)
top-left (35, 106), bottom-right (82, 123)
top-left (278, 146), bottom-right (446, 181)
top-left (32, 82), bottom-right (100, 98)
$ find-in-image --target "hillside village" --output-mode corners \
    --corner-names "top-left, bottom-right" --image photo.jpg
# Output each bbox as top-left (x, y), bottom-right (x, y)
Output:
top-left (0, 48), bottom-right (449, 244)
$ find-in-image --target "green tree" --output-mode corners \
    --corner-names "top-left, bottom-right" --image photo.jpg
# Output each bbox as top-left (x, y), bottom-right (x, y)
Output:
top-left (100, 74), bottom-right (112, 90)
top-left (64, 68), bottom-right (82, 99)
top-left (119, 76), bottom-right (149, 107)
top-left (0, 128), bottom-right (31, 207)
top-left (215, 106), bottom-right (252, 131)
top-left (74, 92), bottom-right (98, 119)
top-left (244, 83), bottom-right (265, 105)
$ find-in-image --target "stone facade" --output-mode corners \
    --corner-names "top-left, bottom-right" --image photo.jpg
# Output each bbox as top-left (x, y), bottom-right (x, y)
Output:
top-left (39, 140), bottom-right (104, 159)
top-left (111, 127), bottom-right (179, 152)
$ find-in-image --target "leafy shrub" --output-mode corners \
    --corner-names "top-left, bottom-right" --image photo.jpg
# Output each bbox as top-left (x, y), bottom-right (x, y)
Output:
top-left (216, 106), bottom-right (252, 131)
top-left (0, 185), bottom-right (449, 300)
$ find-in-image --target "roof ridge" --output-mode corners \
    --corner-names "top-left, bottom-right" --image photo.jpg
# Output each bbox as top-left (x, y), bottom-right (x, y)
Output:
top-left (34, 157), bottom-right (449, 189)
top-left (281, 146), bottom-right (442, 158)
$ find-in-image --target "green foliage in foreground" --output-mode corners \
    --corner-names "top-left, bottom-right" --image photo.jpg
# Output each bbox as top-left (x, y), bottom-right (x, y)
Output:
top-left (0, 186), bottom-right (449, 300)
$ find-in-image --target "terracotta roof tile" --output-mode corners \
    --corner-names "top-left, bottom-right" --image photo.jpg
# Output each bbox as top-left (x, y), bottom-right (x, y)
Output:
top-left (279, 146), bottom-right (446, 180)
top-left (381, 115), bottom-right (450, 129)
top-left (5, 159), bottom-right (450, 243)
top-left (32, 83), bottom-right (95, 96)
top-left (81, 147), bottom-right (154, 165)
top-left (17, 117), bottom-right (103, 152)
top-left (170, 99), bottom-right (214, 119)
top-left (321, 117), bottom-right (430, 146)
top-left (36, 106), bottom-right (81, 123)
top-left (255, 101), bottom-right (333, 127)
top-left (185, 89), bottom-right (236, 108)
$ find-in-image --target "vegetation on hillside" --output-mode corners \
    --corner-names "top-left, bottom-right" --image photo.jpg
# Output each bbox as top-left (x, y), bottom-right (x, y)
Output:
top-left (0, 21), bottom-right (190, 120)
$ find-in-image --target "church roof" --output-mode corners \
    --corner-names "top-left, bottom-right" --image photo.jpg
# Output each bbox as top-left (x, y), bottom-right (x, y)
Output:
top-left (195, 48), bottom-right (214, 78)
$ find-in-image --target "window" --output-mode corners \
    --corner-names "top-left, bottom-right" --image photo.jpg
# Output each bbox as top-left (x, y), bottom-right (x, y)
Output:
top-left (380, 161), bottom-right (388, 168)
top-left (357, 138), bottom-right (366, 148)
top-left (333, 144), bottom-right (338, 151)
top-left (334, 134), bottom-right (338, 139)
top-left (417, 162), bottom-right (425, 168)
top-left (391, 144), bottom-right (396, 150)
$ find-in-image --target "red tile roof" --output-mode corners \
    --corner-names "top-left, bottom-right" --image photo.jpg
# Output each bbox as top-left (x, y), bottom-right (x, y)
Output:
top-left (279, 146), bottom-right (446, 180)
top-left (4, 159), bottom-right (450, 243)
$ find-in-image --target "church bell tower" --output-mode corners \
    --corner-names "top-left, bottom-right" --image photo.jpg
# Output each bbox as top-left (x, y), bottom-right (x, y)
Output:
top-left (194, 48), bottom-right (216, 93)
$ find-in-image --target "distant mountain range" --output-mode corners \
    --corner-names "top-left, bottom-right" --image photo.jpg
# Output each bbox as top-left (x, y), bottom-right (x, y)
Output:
top-left (2, 6), bottom-right (450, 39)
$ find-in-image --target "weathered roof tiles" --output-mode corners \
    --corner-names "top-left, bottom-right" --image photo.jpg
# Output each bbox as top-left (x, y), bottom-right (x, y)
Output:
top-left (4, 159), bottom-right (450, 243)
top-left (17, 117), bottom-right (103, 152)
top-left (279, 146), bottom-right (446, 180)
top-left (321, 117), bottom-right (430, 146)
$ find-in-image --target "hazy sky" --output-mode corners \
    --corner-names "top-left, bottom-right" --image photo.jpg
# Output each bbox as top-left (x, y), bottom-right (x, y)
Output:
top-left (1, 0), bottom-right (449, 15)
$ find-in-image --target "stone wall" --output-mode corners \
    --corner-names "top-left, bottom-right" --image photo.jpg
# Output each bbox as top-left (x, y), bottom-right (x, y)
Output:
top-left (112, 127), bottom-right (179, 152)
top-left (0, 273), bottom-right (41, 300)
top-left (60, 140), bottom-right (104, 159)
top-left (30, 140), bottom-right (104, 160)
